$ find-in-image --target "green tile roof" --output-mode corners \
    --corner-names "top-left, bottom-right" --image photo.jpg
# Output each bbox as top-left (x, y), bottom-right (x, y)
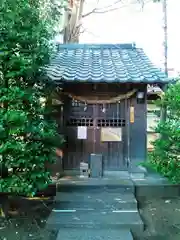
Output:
top-left (46, 43), bottom-right (169, 84)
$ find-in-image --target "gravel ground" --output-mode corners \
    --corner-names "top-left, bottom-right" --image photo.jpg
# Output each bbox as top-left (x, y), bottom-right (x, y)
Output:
top-left (138, 197), bottom-right (180, 240)
top-left (0, 199), bottom-right (57, 240)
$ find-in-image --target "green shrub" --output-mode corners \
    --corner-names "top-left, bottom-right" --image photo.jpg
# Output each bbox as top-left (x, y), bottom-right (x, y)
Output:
top-left (0, 0), bottom-right (65, 196)
top-left (147, 81), bottom-right (180, 183)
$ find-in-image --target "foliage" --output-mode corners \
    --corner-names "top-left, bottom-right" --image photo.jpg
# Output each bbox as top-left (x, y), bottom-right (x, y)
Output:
top-left (40, 0), bottom-right (68, 34)
top-left (0, 0), bottom-right (64, 196)
top-left (146, 81), bottom-right (180, 183)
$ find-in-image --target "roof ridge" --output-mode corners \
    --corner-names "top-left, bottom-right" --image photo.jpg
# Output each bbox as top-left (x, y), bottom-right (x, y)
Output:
top-left (57, 43), bottom-right (135, 50)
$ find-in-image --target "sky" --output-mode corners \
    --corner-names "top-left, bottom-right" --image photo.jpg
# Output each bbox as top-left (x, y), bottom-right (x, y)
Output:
top-left (79, 0), bottom-right (180, 72)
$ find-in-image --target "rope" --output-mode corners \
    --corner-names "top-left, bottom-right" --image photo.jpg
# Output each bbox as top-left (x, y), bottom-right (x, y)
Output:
top-left (66, 89), bottom-right (137, 104)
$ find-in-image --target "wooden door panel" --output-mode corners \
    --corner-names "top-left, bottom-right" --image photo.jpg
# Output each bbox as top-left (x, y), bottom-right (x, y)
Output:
top-left (64, 101), bottom-right (127, 170)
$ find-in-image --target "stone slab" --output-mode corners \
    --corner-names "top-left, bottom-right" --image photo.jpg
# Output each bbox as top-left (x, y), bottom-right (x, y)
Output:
top-left (57, 228), bottom-right (133, 240)
top-left (103, 171), bottom-right (130, 179)
top-left (133, 175), bottom-right (180, 198)
top-left (46, 210), bottom-right (143, 232)
top-left (129, 166), bottom-right (147, 174)
top-left (135, 184), bottom-right (180, 199)
top-left (130, 173), bottom-right (145, 180)
top-left (57, 178), bottom-right (134, 193)
top-left (54, 192), bottom-right (137, 210)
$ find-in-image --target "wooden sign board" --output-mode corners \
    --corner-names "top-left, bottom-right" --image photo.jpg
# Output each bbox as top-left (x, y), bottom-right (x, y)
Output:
top-left (101, 127), bottom-right (122, 142)
top-left (130, 106), bottom-right (134, 123)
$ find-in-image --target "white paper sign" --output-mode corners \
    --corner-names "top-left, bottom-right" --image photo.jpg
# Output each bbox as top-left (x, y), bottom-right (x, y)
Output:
top-left (77, 126), bottom-right (87, 139)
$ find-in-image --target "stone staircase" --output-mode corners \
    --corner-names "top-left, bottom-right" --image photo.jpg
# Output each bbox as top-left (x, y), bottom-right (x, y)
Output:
top-left (46, 178), bottom-right (144, 240)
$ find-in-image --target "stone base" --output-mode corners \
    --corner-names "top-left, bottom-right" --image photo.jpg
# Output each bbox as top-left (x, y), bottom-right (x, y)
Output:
top-left (56, 228), bottom-right (133, 240)
top-left (130, 172), bottom-right (145, 180)
top-left (61, 166), bottom-right (147, 180)
top-left (129, 166), bottom-right (147, 180)
top-left (103, 171), bottom-right (130, 179)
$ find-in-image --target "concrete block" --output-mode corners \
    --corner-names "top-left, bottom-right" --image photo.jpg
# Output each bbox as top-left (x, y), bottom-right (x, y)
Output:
top-left (90, 154), bottom-right (103, 178)
top-left (57, 228), bottom-right (133, 240)
top-left (54, 192), bottom-right (137, 210)
top-left (46, 210), bottom-right (144, 233)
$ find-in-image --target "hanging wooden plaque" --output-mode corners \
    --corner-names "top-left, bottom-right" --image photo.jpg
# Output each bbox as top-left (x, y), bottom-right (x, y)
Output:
top-left (101, 128), bottom-right (122, 142)
top-left (130, 106), bottom-right (135, 123)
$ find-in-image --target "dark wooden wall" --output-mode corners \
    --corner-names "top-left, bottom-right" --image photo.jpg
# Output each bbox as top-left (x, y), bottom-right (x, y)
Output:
top-left (56, 83), bottom-right (147, 173)
top-left (129, 86), bottom-right (147, 171)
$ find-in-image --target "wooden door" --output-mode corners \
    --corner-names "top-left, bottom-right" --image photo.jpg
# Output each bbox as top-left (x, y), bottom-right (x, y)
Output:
top-left (63, 100), bottom-right (127, 171)
top-left (94, 102), bottom-right (127, 170)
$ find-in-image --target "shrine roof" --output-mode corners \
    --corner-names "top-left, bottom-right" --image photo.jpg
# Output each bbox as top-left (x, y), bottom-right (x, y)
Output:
top-left (46, 43), bottom-right (169, 84)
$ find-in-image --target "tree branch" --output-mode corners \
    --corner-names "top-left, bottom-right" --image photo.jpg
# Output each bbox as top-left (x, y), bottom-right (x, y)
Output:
top-left (82, 0), bottom-right (150, 18)
top-left (93, 6), bottom-right (124, 14)
top-left (67, 0), bottom-right (151, 42)
top-left (82, 0), bottom-right (123, 17)
top-left (82, 8), bottom-right (96, 18)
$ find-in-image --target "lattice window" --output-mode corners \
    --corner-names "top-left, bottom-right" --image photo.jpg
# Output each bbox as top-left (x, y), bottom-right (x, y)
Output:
top-left (67, 118), bottom-right (125, 127)
top-left (67, 118), bottom-right (93, 127)
top-left (97, 119), bottom-right (125, 127)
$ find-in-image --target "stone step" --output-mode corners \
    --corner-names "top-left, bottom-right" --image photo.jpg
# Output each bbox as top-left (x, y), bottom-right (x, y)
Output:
top-left (134, 177), bottom-right (180, 198)
top-left (54, 192), bottom-right (137, 210)
top-left (57, 178), bottom-right (134, 194)
top-left (56, 228), bottom-right (133, 240)
top-left (46, 210), bottom-right (144, 233)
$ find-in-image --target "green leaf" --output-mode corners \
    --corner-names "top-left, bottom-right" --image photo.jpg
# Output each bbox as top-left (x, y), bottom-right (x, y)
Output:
top-left (0, 0), bottom-right (65, 196)
top-left (146, 81), bottom-right (180, 184)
